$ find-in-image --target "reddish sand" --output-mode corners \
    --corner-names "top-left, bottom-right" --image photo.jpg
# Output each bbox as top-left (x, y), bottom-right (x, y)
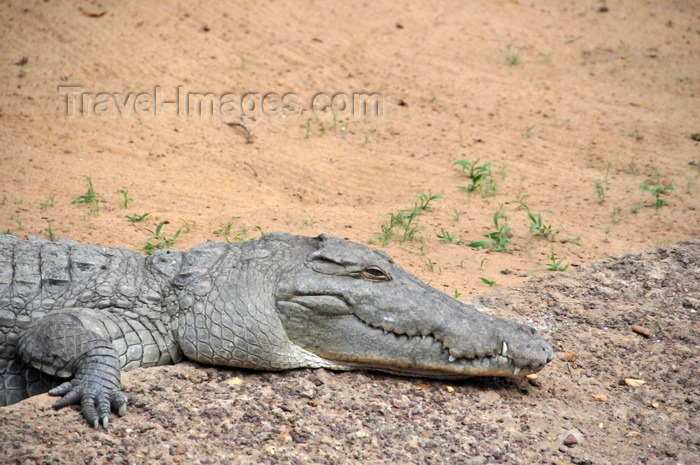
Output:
top-left (1, 1), bottom-right (698, 463)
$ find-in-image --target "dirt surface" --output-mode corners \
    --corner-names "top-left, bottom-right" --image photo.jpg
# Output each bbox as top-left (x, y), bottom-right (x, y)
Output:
top-left (1, 240), bottom-right (698, 465)
top-left (0, 0), bottom-right (699, 464)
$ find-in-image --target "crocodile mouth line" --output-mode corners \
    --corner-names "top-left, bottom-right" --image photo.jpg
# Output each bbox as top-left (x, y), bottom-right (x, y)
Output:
top-left (364, 318), bottom-right (530, 377)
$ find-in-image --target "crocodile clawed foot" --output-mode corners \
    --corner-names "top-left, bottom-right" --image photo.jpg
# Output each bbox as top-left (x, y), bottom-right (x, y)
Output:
top-left (49, 380), bottom-right (128, 429)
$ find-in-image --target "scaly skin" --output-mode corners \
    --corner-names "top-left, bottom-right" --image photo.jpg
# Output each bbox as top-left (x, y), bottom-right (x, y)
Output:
top-left (0, 233), bottom-right (553, 428)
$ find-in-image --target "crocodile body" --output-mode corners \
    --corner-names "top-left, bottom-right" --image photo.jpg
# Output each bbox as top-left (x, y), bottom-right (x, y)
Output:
top-left (0, 233), bottom-right (553, 427)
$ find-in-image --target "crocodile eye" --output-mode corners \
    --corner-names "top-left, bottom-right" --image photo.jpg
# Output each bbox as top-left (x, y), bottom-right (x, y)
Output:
top-left (362, 266), bottom-right (390, 282)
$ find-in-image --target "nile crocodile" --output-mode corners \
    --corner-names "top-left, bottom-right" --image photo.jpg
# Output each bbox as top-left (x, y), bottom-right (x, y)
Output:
top-left (0, 233), bottom-right (553, 428)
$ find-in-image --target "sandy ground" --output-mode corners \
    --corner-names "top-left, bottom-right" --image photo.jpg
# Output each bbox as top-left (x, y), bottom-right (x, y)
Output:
top-left (0, 0), bottom-right (698, 464)
top-left (1, 240), bottom-right (698, 465)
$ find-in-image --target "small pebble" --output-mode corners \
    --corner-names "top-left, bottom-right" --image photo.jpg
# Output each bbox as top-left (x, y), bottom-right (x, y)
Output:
top-left (280, 403), bottom-right (294, 412)
top-left (624, 378), bottom-right (646, 388)
top-left (226, 377), bottom-right (243, 386)
top-left (630, 325), bottom-right (651, 337)
top-left (563, 433), bottom-right (578, 447)
top-left (526, 373), bottom-right (542, 387)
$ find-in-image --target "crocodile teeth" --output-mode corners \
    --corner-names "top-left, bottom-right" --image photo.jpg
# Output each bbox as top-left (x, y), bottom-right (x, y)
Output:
top-left (448, 355), bottom-right (456, 363)
top-left (502, 341), bottom-right (508, 357)
top-left (513, 367), bottom-right (521, 375)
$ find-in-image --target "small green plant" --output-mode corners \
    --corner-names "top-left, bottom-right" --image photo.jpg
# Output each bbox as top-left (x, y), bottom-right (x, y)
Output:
top-left (457, 120), bottom-right (465, 146)
top-left (501, 45), bottom-right (522, 65)
top-left (527, 211), bottom-right (559, 241)
top-left (214, 217), bottom-right (243, 242)
top-left (508, 194), bottom-right (530, 211)
top-left (238, 52), bottom-right (247, 70)
top-left (180, 219), bottom-right (195, 234)
top-left (453, 289), bottom-right (462, 299)
top-left (2, 229), bottom-right (12, 235)
top-left (454, 159), bottom-right (498, 198)
top-left (414, 192), bottom-right (442, 213)
top-left (468, 204), bottom-right (513, 252)
top-left (374, 192), bottom-right (443, 245)
top-left (303, 117), bottom-right (334, 139)
top-left (623, 129), bottom-right (643, 141)
top-left (214, 218), bottom-right (235, 238)
top-left (436, 228), bottom-right (462, 244)
top-left (301, 214), bottom-right (318, 229)
top-left (126, 212), bottom-right (150, 223)
top-left (141, 222), bottom-right (181, 255)
top-left (46, 221), bottom-right (55, 241)
top-left (479, 277), bottom-right (497, 286)
top-left (118, 189), bottom-right (133, 208)
top-left (565, 236), bottom-right (582, 245)
top-left (40, 196), bottom-right (55, 211)
top-left (213, 218), bottom-right (263, 242)
top-left (451, 209), bottom-right (464, 221)
top-left (592, 162), bottom-right (612, 204)
top-left (460, 257), bottom-right (488, 270)
top-left (648, 166), bottom-right (661, 183)
top-left (627, 157), bottom-right (640, 175)
top-left (545, 247), bottom-right (569, 272)
top-left (595, 179), bottom-right (607, 204)
top-left (72, 175), bottom-right (103, 214)
top-left (610, 206), bottom-right (622, 225)
top-left (425, 259), bottom-right (441, 273)
top-left (639, 184), bottom-right (675, 209)
top-left (499, 163), bottom-right (509, 180)
top-left (521, 125), bottom-right (535, 139)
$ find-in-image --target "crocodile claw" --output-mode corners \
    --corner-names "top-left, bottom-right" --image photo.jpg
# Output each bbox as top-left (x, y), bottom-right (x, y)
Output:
top-left (49, 379), bottom-right (128, 429)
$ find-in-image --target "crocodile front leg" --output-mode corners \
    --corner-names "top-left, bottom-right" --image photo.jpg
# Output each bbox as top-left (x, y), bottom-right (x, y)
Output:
top-left (17, 311), bottom-right (127, 428)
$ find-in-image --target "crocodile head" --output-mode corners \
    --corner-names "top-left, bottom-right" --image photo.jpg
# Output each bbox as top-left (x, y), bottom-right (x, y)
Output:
top-left (276, 234), bottom-right (553, 378)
